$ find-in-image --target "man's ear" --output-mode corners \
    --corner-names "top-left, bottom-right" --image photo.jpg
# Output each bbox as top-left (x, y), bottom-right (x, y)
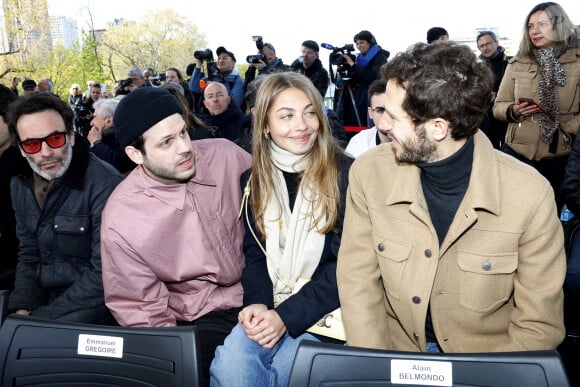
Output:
top-left (431, 118), bottom-right (450, 142)
top-left (125, 146), bottom-right (144, 165)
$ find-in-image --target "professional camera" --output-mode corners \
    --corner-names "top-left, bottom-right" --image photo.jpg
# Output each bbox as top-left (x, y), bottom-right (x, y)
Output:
top-left (119, 78), bottom-right (132, 88)
top-left (329, 44), bottom-right (355, 66)
top-left (149, 73), bottom-right (166, 82)
top-left (115, 78), bottom-right (133, 96)
top-left (322, 43), bottom-right (356, 80)
top-left (246, 36), bottom-right (266, 64)
top-left (252, 35), bottom-right (264, 50)
top-left (246, 54), bottom-right (266, 64)
top-left (147, 73), bottom-right (166, 87)
top-left (194, 48), bottom-right (214, 61)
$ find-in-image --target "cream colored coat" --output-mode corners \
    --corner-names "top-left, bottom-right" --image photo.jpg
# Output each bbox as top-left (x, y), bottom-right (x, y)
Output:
top-left (337, 132), bottom-right (566, 352)
top-left (493, 46), bottom-right (580, 160)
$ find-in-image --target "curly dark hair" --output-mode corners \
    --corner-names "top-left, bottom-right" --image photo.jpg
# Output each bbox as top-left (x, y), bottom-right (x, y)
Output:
top-left (380, 42), bottom-right (494, 139)
top-left (7, 93), bottom-right (74, 139)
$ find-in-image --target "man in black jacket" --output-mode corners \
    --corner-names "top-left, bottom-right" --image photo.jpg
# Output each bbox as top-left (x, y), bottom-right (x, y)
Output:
top-left (87, 97), bottom-right (135, 174)
top-left (0, 85), bottom-right (27, 290)
top-left (477, 31), bottom-right (510, 149)
top-left (6, 93), bottom-right (123, 323)
top-left (199, 81), bottom-right (251, 143)
top-left (291, 40), bottom-right (330, 98)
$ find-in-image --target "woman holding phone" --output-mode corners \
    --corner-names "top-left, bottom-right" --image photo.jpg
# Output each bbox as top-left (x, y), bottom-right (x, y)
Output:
top-left (493, 2), bottom-right (580, 211)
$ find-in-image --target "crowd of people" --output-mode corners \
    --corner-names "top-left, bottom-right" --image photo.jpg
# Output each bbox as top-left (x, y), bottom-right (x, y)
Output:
top-left (1, 2), bottom-right (579, 385)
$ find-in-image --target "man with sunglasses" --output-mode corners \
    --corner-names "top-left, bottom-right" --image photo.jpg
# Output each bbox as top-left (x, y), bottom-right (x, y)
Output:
top-left (6, 93), bottom-right (123, 323)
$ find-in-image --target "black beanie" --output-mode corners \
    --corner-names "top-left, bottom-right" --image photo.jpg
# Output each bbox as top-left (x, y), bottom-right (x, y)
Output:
top-left (427, 27), bottom-right (448, 44)
top-left (114, 87), bottom-right (184, 148)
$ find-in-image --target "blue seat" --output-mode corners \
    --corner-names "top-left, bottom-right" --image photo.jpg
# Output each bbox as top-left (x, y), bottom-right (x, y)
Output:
top-left (0, 314), bottom-right (202, 386)
top-left (289, 340), bottom-right (570, 387)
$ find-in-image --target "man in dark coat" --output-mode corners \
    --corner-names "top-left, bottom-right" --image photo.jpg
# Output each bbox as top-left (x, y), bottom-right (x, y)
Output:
top-left (0, 85), bottom-right (27, 289)
top-left (199, 81), bottom-right (251, 143)
top-left (291, 40), bottom-right (330, 98)
top-left (6, 93), bottom-right (123, 323)
top-left (477, 30), bottom-right (510, 149)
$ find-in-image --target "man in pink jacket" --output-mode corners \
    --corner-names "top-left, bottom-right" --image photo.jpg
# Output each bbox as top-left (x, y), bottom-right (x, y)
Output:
top-left (100, 87), bottom-right (251, 386)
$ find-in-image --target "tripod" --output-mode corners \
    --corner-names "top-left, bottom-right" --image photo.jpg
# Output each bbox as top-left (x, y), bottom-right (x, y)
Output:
top-left (334, 77), bottom-right (362, 127)
top-left (329, 61), bottom-right (363, 127)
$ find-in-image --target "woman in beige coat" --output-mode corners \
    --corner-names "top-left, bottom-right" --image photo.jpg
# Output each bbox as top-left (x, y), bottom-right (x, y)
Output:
top-left (493, 2), bottom-right (580, 211)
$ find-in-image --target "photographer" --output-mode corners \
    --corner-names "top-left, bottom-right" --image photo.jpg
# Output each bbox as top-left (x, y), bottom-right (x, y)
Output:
top-left (291, 40), bottom-right (329, 98)
top-left (76, 83), bottom-right (102, 137)
top-left (189, 46), bottom-right (245, 110)
top-left (244, 40), bottom-right (288, 93)
top-left (114, 67), bottom-right (146, 96)
top-left (333, 30), bottom-right (389, 127)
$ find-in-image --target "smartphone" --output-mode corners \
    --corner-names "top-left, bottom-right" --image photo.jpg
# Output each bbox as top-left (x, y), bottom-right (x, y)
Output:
top-left (517, 98), bottom-right (554, 120)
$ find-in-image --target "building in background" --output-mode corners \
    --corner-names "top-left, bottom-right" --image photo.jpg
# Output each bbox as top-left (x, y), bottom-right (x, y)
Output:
top-left (0, 0), bottom-right (51, 58)
top-left (49, 15), bottom-right (78, 48)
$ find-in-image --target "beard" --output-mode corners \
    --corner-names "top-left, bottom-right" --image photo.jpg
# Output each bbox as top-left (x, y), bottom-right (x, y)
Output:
top-left (142, 151), bottom-right (195, 184)
top-left (25, 140), bottom-right (73, 181)
top-left (396, 124), bottom-right (438, 163)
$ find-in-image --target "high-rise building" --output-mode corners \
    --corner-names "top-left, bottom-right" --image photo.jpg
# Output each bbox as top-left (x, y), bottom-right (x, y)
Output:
top-left (49, 15), bottom-right (78, 49)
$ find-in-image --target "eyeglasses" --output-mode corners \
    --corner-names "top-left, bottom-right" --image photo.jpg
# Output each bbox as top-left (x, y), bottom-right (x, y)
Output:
top-left (478, 42), bottom-right (495, 49)
top-left (19, 131), bottom-right (68, 154)
top-left (371, 107), bottom-right (386, 114)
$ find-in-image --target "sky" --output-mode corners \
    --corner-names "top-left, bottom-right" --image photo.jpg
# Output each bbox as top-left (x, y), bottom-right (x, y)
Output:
top-left (49, 0), bottom-right (579, 69)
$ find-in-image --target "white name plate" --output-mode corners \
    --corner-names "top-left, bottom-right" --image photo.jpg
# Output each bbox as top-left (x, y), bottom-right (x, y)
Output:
top-left (391, 359), bottom-right (452, 386)
top-left (77, 334), bottom-right (124, 358)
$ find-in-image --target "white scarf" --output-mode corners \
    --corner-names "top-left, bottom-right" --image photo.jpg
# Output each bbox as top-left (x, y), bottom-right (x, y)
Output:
top-left (265, 142), bottom-right (326, 305)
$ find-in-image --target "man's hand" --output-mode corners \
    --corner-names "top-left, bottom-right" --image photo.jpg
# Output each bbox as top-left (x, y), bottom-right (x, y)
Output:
top-left (15, 309), bottom-right (30, 315)
top-left (252, 61), bottom-right (267, 71)
top-left (87, 126), bottom-right (102, 146)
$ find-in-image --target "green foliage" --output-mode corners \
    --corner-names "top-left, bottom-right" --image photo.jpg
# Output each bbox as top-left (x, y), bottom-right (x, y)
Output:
top-left (1, 7), bottom-right (207, 98)
top-left (100, 9), bottom-right (207, 81)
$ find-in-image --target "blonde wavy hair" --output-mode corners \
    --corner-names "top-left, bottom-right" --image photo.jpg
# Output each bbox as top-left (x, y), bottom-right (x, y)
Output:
top-left (250, 72), bottom-right (342, 237)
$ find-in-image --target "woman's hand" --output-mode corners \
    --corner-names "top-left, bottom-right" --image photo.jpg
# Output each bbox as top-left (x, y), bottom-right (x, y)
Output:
top-left (512, 99), bottom-right (541, 119)
top-left (239, 304), bottom-right (287, 349)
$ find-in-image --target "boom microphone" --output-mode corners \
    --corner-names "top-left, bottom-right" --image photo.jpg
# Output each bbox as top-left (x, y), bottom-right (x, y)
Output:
top-left (321, 43), bottom-right (335, 50)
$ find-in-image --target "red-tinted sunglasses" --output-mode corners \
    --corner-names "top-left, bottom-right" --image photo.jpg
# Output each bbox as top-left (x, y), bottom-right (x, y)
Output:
top-left (19, 131), bottom-right (68, 154)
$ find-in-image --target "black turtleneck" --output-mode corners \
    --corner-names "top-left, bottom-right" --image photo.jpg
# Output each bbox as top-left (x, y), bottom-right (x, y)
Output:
top-left (418, 135), bottom-right (474, 346)
top-left (418, 135), bottom-right (474, 245)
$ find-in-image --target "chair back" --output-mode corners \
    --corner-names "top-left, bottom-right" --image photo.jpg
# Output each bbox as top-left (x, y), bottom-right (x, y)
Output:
top-left (0, 314), bottom-right (202, 386)
top-left (288, 340), bottom-right (570, 387)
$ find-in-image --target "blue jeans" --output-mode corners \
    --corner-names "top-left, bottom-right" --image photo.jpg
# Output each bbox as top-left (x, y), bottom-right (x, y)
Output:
top-left (210, 323), bottom-right (319, 387)
top-left (426, 341), bottom-right (441, 353)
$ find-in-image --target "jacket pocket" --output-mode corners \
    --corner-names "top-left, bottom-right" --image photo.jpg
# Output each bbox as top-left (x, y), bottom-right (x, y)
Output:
top-left (374, 235), bottom-right (411, 300)
top-left (457, 250), bottom-right (517, 313)
top-left (53, 215), bottom-right (91, 259)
